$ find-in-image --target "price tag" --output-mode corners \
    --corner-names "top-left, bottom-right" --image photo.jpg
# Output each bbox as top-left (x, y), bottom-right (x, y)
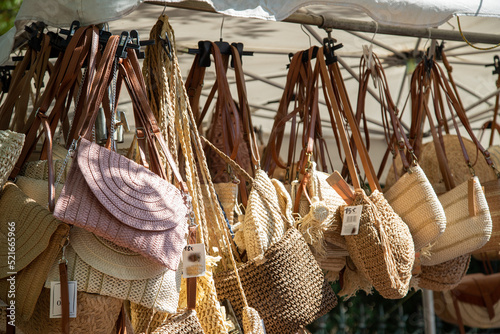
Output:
top-left (341, 205), bottom-right (363, 236)
top-left (182, 243), bottom-right (206, 278)
top-left (50, 281), bottom-right (77, 318)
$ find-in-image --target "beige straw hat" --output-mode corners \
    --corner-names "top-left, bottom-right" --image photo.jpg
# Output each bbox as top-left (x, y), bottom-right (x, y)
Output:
top-left (70, 227), bottom-right (168, 280)
top-left (0, 182), bottom-right (67, 276)
top-left (0, 183), bottom-right (69, 320)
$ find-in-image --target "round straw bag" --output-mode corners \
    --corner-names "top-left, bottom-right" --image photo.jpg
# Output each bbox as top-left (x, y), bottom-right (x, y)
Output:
top-left (0, 183), bottom-right (69, 321)
top-left (0, 129), bottom-right (25, 189)
top-left (419, 135), bottom-right (497, 195)
top-left (16, 288), bottom-right (123, 334)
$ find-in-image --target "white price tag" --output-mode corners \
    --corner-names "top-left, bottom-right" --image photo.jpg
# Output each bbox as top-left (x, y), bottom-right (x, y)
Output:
top-left (341, 205), bottom-right (363, 236)
top-left (182, 243), bottom-right (206, 278)
top-left (50, 281), bottom-right (77, 318)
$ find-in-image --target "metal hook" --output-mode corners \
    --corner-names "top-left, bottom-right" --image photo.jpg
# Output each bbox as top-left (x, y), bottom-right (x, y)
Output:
top-left (220, 16), bottom-right (225, 42)
top-left (159, 33), bottom-right (173, 60)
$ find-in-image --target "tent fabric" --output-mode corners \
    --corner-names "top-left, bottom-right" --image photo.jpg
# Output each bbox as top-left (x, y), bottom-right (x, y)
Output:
top-left (11, 0), bottom-right (500, 30)
top-left (2, 0), bottom-right (500, 65)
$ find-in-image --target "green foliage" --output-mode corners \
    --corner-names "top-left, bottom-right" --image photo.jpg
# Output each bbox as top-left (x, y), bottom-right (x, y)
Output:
top-left (0, 0), bottom-right (23, 35)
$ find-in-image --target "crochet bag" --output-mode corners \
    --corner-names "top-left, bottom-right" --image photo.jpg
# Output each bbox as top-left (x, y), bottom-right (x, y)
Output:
top-left (317, 47), bottom-right (415, 299)
top-left (53, 40), bottom-right (189, 270)
top-left (409, 60), bottom-right (493, 266)
top-left (357, 54), bottom-right (446, 253)
top-left (207, 138), bottom-right (337, 334)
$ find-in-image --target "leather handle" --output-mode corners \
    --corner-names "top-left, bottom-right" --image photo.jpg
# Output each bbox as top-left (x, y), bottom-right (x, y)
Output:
top-left (187, 225), bottom-right (197, 310)
top-left (37, 112), bottom-right (55, 211)
top-left (59, 262), bottom-right (70, 334)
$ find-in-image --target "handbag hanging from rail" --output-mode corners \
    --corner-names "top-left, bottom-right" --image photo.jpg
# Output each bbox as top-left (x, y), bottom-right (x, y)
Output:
top-left (355, 52), bottom-right (446, 254)
top-left (317, 46), bottom-right (415, 299)
top-left (53, 40), bottom-right (190, 270)
top-left (408, 55), bottom-right (493, 267)
top-left (206, 137), bottom-right (337, 334)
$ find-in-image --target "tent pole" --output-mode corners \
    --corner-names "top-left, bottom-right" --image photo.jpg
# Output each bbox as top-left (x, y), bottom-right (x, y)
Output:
top-left (422, 290), bottom-right (436, 334)
top-left (466, 87), bottom-right (500, 111)
top-left (146, 1), bottom-right (500, 45)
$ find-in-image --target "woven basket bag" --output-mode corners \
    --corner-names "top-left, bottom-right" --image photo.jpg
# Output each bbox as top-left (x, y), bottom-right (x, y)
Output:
top-left (418, 255), bottom-right (471, 291)
top-left (214, 228), bottom-right (337, 334)
top-left (0, 129), bottom-right (25, 189)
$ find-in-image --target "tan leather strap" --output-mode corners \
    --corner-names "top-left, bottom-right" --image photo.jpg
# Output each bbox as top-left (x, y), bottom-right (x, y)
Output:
top-left (262, 48), bottom-right (307, 176)
top-left (317, 48), bottom-right (361, 191)
top-left (187, 225), bottom-right (197, 310)
top-left (330, 59), bottom-right (381, 192)
top-left (59, 262), bottom-right (70, 334)
top-left (10, 26), bottom-right (98, 179)
top-left (79, 35), bottom-right (119, 140)
top-left (37, 112), bottom-right (55, 211)
top-left (119, 50), bottom-right (187, 192)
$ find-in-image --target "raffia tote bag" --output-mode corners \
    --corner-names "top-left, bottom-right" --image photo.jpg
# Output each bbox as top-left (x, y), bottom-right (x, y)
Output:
top-left (45, 227), bottom-right (182, 313)
top-left (0, 129), bottom-right (25, 189)
top-left (473, 145), bottom-right (500, 255)
top-left (434, 273), bottom-right (500, 330)
top-left (53, 38), bottom-right (190, 270)
top-left (357, 55), bottom-right (446, 253)
top-left (0, 183), bottom-right (69, 321)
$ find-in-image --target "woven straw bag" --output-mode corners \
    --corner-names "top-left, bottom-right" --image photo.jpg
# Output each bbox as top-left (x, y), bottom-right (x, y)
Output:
top-left (214, 228), bottom-right (337, 334)
top-left (472, 145), bottom-right (500, 255)
top-left (150, 309), bottom-right (204, 334)
top-left (434, 273), bottom-right (500, 330)
top-left (315, 48), bottom-right (415, 299)
top-left (20, 158), bottom-right (71, 184)
top-left (297, 162), bottom-right (346, 256)
top-left (0, 183), bottom-right (69, 321)
top-left (45, 227), bottom-right (182, 313)
top-left (15, 288), bottom-right (123, 334)
top-left (384, 165), bottom-right (446, 252)
top-left (419, 176), bottom-right (492, 266)
top-left (242, 169), bottom-right (294, 260)
top-left (202, 137), bottom-right (337, 333)
top-left (418, 255), bottom-right (471, 291)
top-left (351, 53), bottom-right (446, 255)
top-left (54, 42), bottom-right (191, 271)
top-left (0, 129), bottom-right (25, 189)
